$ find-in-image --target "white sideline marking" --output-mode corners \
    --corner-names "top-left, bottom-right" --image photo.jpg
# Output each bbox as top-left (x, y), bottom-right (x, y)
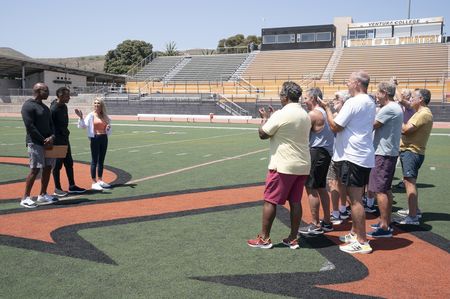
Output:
top-left (430, 133), bottom-right (450, 136)
top-left (430, 167), bottom-right (436, 170)
top-left (203, 154), bottom-right (212, 157)
top-left (153, 151), bottom-right (163, 154)
top-left (176, 153), bottom-right (187, 156)
top-left (129, 148), bottom-right (268, 184)
top-left (129, 150), bottom-right (139, 153)
top-left (260, 157), bottom-right (267, 160)
top-left (111, 123), bottom-right (257, 131)
top-left (72, 132), bottom-right (252, 156)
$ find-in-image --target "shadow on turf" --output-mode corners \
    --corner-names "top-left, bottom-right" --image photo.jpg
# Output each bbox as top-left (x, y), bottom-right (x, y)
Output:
top-left (391, 183), bottom-right (435, 193)
top-left (53, 198), bottom-right (93, 206)
top-left (107, 183), bottom-right (137, 189)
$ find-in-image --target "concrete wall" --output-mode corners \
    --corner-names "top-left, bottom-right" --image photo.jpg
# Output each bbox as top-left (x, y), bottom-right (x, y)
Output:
top-left (0, 79), bottom-right (21, 95)
top-left (0, 94), bottom-right (97, 113)
top-left (334, 16), bottom-right (353, 48)
top-left (43, 70), bottom-right (87, 92)
top-left (25, 72), bottom-right (44, 88)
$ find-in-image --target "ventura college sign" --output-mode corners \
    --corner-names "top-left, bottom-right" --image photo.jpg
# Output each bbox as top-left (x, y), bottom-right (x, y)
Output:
top-left (349, 17), bottom-right (444, 28)
top-left (347, 35), bottom-right (441, 47)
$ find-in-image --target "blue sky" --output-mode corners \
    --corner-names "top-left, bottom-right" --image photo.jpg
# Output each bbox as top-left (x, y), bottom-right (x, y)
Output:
top-left (2, 0), bottom-right (449, 58)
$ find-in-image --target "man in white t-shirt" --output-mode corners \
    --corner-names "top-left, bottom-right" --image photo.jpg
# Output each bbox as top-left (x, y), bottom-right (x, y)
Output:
top-left (318, 70), bottom-right (376, 254)
top-left (247, 81), bottom-right (311, 250)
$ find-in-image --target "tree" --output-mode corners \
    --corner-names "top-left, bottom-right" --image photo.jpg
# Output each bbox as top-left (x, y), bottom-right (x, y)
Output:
top-left (104, 40), bottom-right (153, 74)
top-left (163, 41), bottom-right (179, 56)
top-left (216, 34), bottom-right (262, 53)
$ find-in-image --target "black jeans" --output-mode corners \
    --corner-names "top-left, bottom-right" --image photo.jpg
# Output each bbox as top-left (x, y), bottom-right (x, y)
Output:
top-left (89, 134), bottom-right (108, 179)
top-left (53, 143), bottom-right (75, 189)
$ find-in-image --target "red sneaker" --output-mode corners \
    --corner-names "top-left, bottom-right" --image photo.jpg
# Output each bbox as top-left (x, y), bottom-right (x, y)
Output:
top-left (247, 234), bottom-right (273, 249)
top-left (282, 238), bottom-right (300, 249)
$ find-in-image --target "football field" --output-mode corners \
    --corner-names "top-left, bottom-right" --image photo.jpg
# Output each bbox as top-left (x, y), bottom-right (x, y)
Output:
top-left (0, 117), bottom-right (449, 298)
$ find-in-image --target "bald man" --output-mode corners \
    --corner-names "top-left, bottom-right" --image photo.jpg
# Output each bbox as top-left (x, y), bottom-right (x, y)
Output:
top-left (20, 83), bottom-right (58, 208)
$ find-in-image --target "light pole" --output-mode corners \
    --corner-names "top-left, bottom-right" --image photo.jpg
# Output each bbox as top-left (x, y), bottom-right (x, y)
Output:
top-left (407, 0), bottom-right (411, 19)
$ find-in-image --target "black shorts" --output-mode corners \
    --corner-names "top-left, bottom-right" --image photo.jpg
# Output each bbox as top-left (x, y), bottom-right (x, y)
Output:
top-left (336, 160), bottom-right (371, 187)
top-left (305, 147), bottom-right (331, 189)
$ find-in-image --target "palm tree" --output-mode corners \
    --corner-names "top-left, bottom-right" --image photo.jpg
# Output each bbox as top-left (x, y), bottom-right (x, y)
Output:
top-left (164, 41), bottom-right (179, 56)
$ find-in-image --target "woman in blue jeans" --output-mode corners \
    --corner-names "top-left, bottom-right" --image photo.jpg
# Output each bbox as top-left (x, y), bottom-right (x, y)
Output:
top-left (75, 98), bottom-right (112, 191)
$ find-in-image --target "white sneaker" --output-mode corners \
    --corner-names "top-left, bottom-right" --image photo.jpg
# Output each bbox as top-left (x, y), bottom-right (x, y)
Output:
top-left (91, 182), bottom-right (103, 191)
top-left (397, 208), bottom-right (422, 218)
top-left (340, 240), bottom-right (372, 254)
top-left (394, 215), bottom-right (420, 225)
top-left (339, 232), bottom-right (356, 243)
top-left (20, 197), bottom-right (38, 208)
top-left (98, 181), bottom-right (111, 188)
top-left (36, 194), bottom-right (58, 204)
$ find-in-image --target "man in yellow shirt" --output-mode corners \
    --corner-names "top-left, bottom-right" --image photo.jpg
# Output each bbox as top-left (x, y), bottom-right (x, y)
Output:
top-left (247, 81), bottom-right (311, 249)
top-left (395, 89), bottom-right (433, 225)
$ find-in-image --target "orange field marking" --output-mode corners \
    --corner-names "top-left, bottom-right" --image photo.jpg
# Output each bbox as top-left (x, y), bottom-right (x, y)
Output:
top-left (0, 186), bottom-right (264, 243)
top-left (0, 154), bottom-right (449, 297)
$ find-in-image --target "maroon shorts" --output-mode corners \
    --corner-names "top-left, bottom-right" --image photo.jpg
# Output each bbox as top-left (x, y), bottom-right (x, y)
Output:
top-left (368, 155), bottom-right (398, 193)
top-left (264, 170), bottom-right (308, 205)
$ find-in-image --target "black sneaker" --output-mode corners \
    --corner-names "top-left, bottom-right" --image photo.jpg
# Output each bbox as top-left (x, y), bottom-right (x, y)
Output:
top-left (298, 223), bottom-right (324, 235)
top-left (330, 214), bottom-right (343, 225)
top-left (68, 185), bottom-right (87, 194)
top-left (320, 220), bottom-right (334, 232)
top-left (53, 188), bottom-right (67, 197)
top-left (340, 210), bottom-right (350, 219)
top-left (396, 181), bottom-right (405, 189)
top-left (364, 204), bottom-right (377, 213)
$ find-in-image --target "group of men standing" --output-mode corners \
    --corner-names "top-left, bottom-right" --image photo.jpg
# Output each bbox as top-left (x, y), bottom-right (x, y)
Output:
top-left (248, 70), bottom-right (433, 254)
top-left (20, 83), bottom-right (86, 208)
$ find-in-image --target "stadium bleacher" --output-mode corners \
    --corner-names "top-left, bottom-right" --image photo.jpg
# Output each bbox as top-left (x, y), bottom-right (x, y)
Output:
top-left (169, 54), bottom-right (248, 82)
top-left (132, 56), bottom-right (185, 81)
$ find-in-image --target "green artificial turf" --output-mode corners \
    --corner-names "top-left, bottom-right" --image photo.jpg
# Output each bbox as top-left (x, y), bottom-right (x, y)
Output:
top-left (0, 206), bottom-right (325, 298)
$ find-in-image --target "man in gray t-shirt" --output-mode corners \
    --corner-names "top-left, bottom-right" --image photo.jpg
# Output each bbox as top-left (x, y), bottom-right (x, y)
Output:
top-left (367, 82), bottom-right (403, 238)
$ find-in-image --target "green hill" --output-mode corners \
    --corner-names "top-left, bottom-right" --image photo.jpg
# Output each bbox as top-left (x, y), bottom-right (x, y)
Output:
top-left (36, 55), bottom-right (105, 73)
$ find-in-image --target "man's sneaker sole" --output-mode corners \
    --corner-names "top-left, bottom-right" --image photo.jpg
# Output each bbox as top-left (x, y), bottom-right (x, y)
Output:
top-left (367, 231), bottom-right (393, 238)
top-left (282, 240), bottom-right (300, 249)
top-left (394, 219), bottom-right (420, 225)
top-left (53, 191), bottom-right (67, 197)
top-left (340, 245), bottom-right (372, 254)
top-left (299, 223), bottom-right (324, 235)
top-left (36, 196), bottom-right (58, 205)
top-left (20, 201), bottom-right (38, 208)
top-left (68, 190), bottom-right (86, 194)
top-left (397, 210), bottom-right (422, 218)
top-left (247, 243), bottom-right (273, 249)
top-left (299, 229), bottom-right (324, 235)
top-left (331, 218), bottom-right (343, 225)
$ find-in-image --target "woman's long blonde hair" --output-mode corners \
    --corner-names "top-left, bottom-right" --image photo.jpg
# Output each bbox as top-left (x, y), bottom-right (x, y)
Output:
top-left (93, 97), bottom-right (110, 123)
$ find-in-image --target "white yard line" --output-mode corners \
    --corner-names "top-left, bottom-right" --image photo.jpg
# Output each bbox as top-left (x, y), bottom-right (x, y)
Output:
top-left (129, 148), bottom-right (268, 184)
top-left (110, 123), bottom-right (257, 131)
top-left (72, 132), bottom-right (253, 156)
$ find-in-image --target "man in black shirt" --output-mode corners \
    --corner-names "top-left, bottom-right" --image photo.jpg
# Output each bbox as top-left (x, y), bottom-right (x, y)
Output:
top-left (50, 87), bottom-right (86, 196)
top-left (20, 83), bottom-right (58, 208)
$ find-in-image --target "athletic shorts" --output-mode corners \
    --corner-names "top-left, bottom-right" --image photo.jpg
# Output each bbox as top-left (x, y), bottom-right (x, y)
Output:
top-left (335, 160), bottom-right (371, 188)
top-left (400, 150), bottom-right (424, 179)
top-left (305, 147), bottom-right (331, 189)
top-left (27, 143), bottom-right (55, 169)
top-left (264, 170), bottom-right (308, 205)
top-left (368, 155), bottom-right (398, 193)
